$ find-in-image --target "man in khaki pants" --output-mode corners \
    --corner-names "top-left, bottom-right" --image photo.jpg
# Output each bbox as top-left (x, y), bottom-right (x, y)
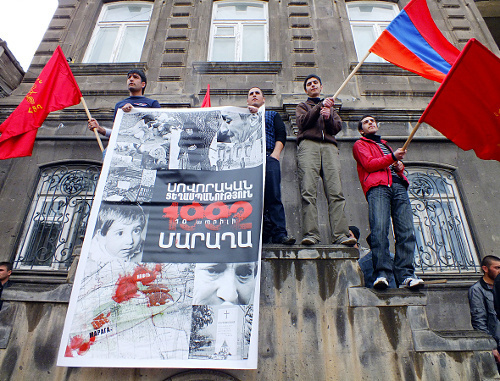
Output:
top-left (295, 75), bottom-right (355, 246)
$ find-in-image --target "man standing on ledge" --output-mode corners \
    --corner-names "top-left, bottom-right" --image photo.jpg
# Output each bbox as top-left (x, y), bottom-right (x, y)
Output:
top-left (88, 69), bottom-right (161, 137)
top-left (295, 75), bottom-right (356, 246)
top-left (247, 87), bottom-right (295, 245)
top-left (353, 115), bottom-right (423, 290)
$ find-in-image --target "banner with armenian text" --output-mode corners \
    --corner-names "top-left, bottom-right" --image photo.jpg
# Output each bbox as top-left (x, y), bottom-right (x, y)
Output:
top-left (57, 106), bottom-right (264, 369)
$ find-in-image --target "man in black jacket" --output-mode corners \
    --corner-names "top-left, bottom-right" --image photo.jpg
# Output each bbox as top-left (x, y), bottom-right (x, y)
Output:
top-left (0, 262), bottom-right (12, 310)
top-left (469, 255), bottom-right (500, 368)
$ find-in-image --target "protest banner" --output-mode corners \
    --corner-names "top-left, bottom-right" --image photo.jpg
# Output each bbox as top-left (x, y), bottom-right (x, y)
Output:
top-left (57, 106), bottom-right (264, 369)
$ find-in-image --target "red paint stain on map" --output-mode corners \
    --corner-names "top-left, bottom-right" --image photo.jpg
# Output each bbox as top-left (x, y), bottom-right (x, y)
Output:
top-left (65, 335), bottom-right (96, 357)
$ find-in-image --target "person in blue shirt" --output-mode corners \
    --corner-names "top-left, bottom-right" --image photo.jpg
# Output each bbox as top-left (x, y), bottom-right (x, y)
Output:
top-left (87, 69), bottom-right (161, 138)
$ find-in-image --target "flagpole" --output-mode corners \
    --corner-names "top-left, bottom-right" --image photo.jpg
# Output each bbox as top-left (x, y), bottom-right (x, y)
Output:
top-left (402, 121), bottom-right (422, 151)
top-left (332, 50), bottom-right (371, 100)
top-left (80, 96), bottom-right (104, 152)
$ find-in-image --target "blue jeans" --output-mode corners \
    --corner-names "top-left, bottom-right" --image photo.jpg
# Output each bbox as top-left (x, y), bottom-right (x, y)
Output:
top-left (358, 251), bottom-right (397, 288)
top-left (366, 182), bottom-right (416, 285)
top-left (263, 156), bottom-right (288, 243)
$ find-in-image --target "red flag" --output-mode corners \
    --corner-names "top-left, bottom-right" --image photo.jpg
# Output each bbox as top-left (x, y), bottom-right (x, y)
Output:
top-left (419, 39), bottom-right (500, 161)
top-left (201, 84), bottom-right (211, 108)
top-left (0, 46), bottom-right (82, 159)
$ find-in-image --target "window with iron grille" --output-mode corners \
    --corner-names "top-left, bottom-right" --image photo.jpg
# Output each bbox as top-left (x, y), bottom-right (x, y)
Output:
top-left (406, 166), bottom-right (480, 274)
top-left (13, 164), bottom-right (100, 270)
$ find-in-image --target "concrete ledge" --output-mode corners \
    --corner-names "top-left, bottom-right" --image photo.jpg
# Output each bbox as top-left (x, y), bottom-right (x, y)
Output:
top-left (262, 245), bottom-right (359, 260)
top-left (192, 61), bottom-right (282, 74)
top-left (348, 286), bottom-right (427, 307)
top-left (412, 329), bottom-right (496, 352)
top-left (2, 283), bottom-right (73, 303)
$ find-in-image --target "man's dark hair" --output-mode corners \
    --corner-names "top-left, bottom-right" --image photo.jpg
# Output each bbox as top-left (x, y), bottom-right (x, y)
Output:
top-left (349, 225), bottom-right (360, 242)
top-left (128, 69), bottom-right (147, 94)
top-left (303, 74), bottom-right (322, 91)
top-left (481, 255), bottom-right (500, 269)
top-left (358, 114), bottom-right (376, 131)
top-left (0, 262), bottom-right (13, 272)
top-left (248, 86), bottom-right (264, 95)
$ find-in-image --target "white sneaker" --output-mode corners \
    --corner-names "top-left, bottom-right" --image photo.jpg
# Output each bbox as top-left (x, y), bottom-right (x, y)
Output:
top-left (400, 277), bottom-right (425, 290)
top-left (373, 277), bottom-right (389, 290)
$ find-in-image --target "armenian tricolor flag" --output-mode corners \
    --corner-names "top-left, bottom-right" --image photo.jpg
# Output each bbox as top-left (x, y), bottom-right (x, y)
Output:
top-left (369, 0), bottom-right (460, 82)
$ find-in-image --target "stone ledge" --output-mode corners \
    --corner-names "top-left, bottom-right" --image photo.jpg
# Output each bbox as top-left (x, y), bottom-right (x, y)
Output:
top-left (192, 61), bottom-right (282, 74)
top-left (349, 62), bottom-right (418, 76)
top-left (412, 329), bottom-right (496, 352)
top-left (2, 283), bottom-right (73, 303)
top-left (262, 245), bottom-right (359, 260)
top-left (348, 286), bottom-right (427, 307)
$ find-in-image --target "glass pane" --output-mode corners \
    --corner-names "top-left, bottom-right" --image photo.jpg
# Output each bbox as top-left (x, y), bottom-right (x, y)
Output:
top-left (215, 26), bottom-right (235, 36)
top-left (242, 24), bottom-right (265, 61)
top-left (351, 25), bottom-right (383, 62)
top-left (86, 27), bottom-right (119, 63)
top-left (211, 37), bottom-right (236, 61)
top-left (216, 3), bottom-right (265, 20)
top-left (22, 222), bottom-right (62, 267)
top-left (347, 3), bottom-right (396, 21)
top-left (103, 4), bottom-right (152, 22)
top-left (116, 25), bottom-right (148, 62)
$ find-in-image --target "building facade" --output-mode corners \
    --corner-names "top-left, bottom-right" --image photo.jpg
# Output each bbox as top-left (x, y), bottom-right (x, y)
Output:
top-left (0, 0), bottom-right (499, 379)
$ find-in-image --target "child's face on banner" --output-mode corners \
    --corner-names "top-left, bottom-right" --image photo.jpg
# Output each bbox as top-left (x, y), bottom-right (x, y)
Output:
top-left (104, 219), bottom-right (143, 259)
top-left (193, 262), bottom-right (256, 305)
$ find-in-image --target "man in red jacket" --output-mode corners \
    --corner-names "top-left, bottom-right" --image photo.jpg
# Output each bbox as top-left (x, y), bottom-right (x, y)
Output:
top-left (353, 115), bottom-right (423, 290)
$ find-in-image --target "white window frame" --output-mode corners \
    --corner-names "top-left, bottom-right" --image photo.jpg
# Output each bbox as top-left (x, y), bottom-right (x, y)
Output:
top-left (346, 2), bottom-right (399, 62)
top-left (83, 2), bottom-right (153, 63)
top-left (208, 0), bottom-right (269, 62)
top-left (406, 166), bottom-right (480, 274)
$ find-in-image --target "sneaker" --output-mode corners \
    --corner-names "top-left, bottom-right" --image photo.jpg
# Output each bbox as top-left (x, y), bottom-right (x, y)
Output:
top-left (333, 236), bottom-right (357, 246)
top-left (400, 277), bottom-right (425, 290)
top-left (301, 237), bottom-right (318, 245)
top-left (274, 236), bottom-right (296, 245)
top-left (373, 277), bottom-right (389, 290)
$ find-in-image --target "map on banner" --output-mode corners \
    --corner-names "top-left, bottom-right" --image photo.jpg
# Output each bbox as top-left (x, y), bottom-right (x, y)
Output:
top-left (57, 106), bottom-right (264, 368)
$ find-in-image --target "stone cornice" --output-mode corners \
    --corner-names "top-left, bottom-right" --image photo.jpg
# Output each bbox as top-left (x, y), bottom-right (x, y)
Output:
top-left (192, 61), bottom-right (282, 74)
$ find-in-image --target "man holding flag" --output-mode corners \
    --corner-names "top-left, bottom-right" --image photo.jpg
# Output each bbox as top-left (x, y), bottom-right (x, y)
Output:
top-left (353, 115), bottom-right (424, 290)
top-left (88, 69), bottom-right (160, 139)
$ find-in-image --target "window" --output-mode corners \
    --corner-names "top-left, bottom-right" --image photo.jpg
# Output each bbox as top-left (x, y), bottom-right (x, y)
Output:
top-left (406, 166), bottom-right (480, 274)
top-left (346, 2), bottom-right (399, 62)
top-left (208, 1), bottom-right (269, 62)
top-left (14, 164), bottom-right (100, 270)
top-left (83, 2), bottom-right (153, 63)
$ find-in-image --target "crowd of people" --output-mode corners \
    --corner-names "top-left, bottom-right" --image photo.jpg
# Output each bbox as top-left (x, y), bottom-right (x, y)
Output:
top-left (86, 69), bottom-right (425, 291)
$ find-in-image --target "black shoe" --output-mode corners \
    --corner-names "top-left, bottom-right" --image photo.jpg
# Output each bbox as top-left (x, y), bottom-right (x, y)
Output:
top-left (274, 236), bottom-right (296, 245)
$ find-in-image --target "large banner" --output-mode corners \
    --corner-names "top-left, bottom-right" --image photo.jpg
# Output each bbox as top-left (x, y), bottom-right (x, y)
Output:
top-left (57, 106), bottom-right (264, 369)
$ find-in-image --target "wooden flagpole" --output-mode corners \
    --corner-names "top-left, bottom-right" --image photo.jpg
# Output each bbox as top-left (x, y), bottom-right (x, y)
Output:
top-left (401, 121), bottom-right (422, 151)
top-left (80, 96), bottom-right (104, 152)
top-left (332, 50), bottom-right (371, 100)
